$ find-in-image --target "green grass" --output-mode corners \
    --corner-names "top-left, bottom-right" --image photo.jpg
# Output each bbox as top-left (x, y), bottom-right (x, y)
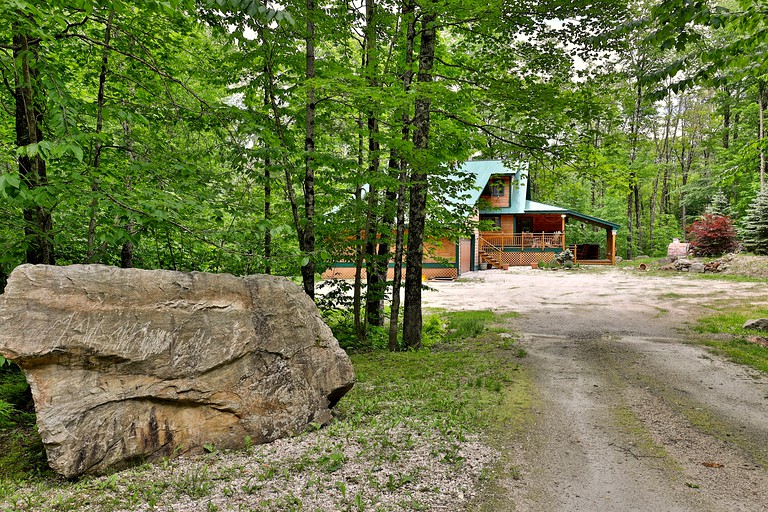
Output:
top-left (694, 306), bottom-right (768, 374)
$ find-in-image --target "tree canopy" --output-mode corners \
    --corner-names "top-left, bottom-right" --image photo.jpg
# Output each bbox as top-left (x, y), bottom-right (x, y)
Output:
top-left (2, 0), bottom-right (767, 346)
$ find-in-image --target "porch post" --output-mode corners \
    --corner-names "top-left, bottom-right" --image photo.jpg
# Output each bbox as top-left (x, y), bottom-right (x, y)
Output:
top-left (609, 228), bottom-right (617, 265)
top-left (561, 214), bottom-right (566, 250)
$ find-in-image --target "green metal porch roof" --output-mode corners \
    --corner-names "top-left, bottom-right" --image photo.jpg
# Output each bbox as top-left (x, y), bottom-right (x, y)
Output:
top-left (523, 201), bottom-right (621, 230)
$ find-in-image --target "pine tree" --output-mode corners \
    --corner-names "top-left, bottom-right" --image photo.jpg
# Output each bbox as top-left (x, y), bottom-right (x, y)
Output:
top-left (705, 190), bottom-right (731, 217)
top-left (740, 190), bottom-right (768, 255)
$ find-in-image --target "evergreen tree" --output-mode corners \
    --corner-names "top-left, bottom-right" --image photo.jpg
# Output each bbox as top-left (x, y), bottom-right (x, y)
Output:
top-left (740, 190), bottom-right (768, 255)
top-left (705, 190), bottom-right (732, 217)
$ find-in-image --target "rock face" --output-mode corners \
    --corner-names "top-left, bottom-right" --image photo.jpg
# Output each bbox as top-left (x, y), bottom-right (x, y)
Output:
top-left (743, 319), bottom-right (768, 331)
top-left (0, 264), bottom-right (355, 478)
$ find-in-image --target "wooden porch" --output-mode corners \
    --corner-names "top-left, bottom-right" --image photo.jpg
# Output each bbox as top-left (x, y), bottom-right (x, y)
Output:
top-left (478, 233), bottom-right (615, 267)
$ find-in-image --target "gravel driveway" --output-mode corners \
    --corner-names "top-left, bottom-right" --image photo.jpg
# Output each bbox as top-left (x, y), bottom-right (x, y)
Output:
top-left (423, 267), bottom-right (768, 511)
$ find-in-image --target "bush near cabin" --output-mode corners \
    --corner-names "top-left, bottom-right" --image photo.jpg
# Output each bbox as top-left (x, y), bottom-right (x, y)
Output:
top-left (688, 214), bottom-right (739, 256)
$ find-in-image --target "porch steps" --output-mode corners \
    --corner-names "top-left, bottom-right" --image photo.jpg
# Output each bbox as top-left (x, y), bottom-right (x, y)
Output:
top-left (479, 250), bottom-right (502, 269)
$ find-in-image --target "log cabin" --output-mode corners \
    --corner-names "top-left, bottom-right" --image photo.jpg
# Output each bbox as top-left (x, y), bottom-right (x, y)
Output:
top-left (322, 159), bottom-right (620, 280)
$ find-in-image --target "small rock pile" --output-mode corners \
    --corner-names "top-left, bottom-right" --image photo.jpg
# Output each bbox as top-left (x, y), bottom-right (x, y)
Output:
top-left (658, 254), bottom-right (734, 273)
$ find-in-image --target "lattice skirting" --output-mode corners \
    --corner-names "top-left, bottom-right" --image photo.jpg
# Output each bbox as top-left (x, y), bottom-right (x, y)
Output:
top-left (497, 252), bottom-right (555, 266)
top-left (321, 266), bottom-right (458, 280)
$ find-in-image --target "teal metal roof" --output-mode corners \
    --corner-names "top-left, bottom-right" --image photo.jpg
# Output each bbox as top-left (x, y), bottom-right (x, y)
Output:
top-left (455, 159), bottom-right (527, 209)
top-left (463, 159), bottom-right (621, 231)
top-left (523, 201), bottom-right (621, 230)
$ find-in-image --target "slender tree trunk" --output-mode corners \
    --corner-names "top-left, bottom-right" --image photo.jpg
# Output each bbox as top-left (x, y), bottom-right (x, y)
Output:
top-left (362, 0), bottom-right (387, 327)
top-left (354, 117), bottom-right (365, 340)
top-left (403, 11), bottom-right (436, 350)
top-left (263, 160), bottom-right (272, 274)
top-left (759, 80), bottom-right (766, 192)
top-left (87, 12), bottom-right (114, 263)
top-left (14, 28), bottom-right (54, 265)
top-left (262, 24), bottom-right (312, 296)
top-left (626, 80), bottom-right (642, 259)
top-left (120, 91), bottom-right (136, 268)
top-left (301, 0), bottom-right (317, 299)
top-left (722, 85), bottom-right (731, 149)
top-left (263, 76), bottom-right (272, 274)
top-left (388, 0), bottom-right (416, 351)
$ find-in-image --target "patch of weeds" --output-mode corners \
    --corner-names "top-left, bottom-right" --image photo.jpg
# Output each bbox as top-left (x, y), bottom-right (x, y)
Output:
top-left (703, 339), bottom-right (768, 374)
top-left (444, 311), bottom-right (495, 340)
top-left (172, 464), bottom-right (212, 499)
top-left (694, 306), bottom-right (768, 374)
top-left (515, 348), bottom-right (527, 358)
top-left (385, 471), bottom-right (415, 491)
top-left (316, 451), bottom-right (347, 473)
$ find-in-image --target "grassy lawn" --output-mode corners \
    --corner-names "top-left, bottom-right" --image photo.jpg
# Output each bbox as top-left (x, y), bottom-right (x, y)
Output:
top-left (693, 306), bottom-right (768, 374)
top-left (0, 311), bottom-right (531, 511)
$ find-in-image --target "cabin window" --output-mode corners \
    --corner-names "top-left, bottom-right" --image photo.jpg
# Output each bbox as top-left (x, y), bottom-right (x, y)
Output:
top-left (480, 215), bottom-right (502, 229)
top-left (517, 218), bottom-right (533, 232)
top-left (482, 179), bottom-right (505, 197)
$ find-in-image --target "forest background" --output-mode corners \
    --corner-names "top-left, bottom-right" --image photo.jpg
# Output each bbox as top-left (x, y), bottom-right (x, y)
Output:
top-left (1, 0), bottom-right (767, 348)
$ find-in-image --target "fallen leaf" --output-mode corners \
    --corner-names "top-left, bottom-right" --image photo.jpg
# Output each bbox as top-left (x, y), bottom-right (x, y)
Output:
top-left (702, 462), bottom-right (724, 468)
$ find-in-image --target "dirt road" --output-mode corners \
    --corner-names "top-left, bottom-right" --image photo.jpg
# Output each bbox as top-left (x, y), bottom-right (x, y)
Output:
top-left (423, 267), bottom-right (768, 512)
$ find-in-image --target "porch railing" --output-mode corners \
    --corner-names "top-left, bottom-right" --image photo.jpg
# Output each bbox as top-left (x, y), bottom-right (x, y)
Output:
top-left (480, 232), bottom-right (564, 252)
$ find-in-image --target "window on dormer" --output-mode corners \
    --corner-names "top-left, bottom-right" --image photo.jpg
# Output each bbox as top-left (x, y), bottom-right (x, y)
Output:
top-left (482, 178), bottom-right (505, 197)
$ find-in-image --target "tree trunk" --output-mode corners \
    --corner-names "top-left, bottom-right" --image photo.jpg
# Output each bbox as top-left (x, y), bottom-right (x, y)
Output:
top-left (625, 79), bottom-right (642, 259)
top-left (301, 0), bottom-right (317, 299)
top-left (263, 78), bottom-right (272, 274)
top-left (403, 11), bottom-right (436, 350)
top-left (362, 0), bottom-right (388, 327)
top-left (87, 12), bottom-right (114, 263)
top-left (388, 0), bottom-right (416, 351)
top-left (120, 92), bottom-right (136, 268)
top-left (759, 79), bottom-right (766, 193)
top-left (263, 159), bottom-right (272, 274)
top-left (14, 28), bottom-right (54, 265)
top-left (722, 85), bottom-right (731, 149)
top-left (354, 117), bottom-right (365, 340)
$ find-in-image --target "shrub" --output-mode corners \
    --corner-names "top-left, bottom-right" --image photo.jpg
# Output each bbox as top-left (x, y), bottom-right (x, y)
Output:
top-left (556, 248), bottom-right (574, 265)
top-left (740, 189), bottom-right (768, 255)
top-left (688, 214), bottom-right (739, 256)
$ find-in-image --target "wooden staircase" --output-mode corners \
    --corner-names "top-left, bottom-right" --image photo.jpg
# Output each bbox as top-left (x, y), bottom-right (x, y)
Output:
top-left (479, 249), bottom-right (502, 269)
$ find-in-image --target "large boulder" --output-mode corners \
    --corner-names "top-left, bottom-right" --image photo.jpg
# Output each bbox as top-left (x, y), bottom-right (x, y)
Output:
top-left (0, 264), bottom-right (355, 478)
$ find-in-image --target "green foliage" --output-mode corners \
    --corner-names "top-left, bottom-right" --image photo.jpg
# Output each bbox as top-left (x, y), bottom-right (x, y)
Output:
top-left (740, 190), bottom-right (768, 255)
top-left (0, 364), bottom-right (49, 482)
top-left (556, 249), bottom-right (574, 265)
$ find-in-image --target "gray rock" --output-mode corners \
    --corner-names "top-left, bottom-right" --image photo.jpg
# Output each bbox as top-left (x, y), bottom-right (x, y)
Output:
top-left (0, 264), bottom-right (355, 477)
top-left (743, 319), bottom-right (768, 331)
top-left (689, 262), bottom-right (706, 273)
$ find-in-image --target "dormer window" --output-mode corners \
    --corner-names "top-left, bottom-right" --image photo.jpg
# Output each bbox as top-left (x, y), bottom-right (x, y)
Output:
top-left (482, 178), bottom-right (505, 197)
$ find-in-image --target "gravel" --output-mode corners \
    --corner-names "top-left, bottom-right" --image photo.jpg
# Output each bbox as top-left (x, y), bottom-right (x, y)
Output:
top-left (425, 266), bottom-right (768, 511)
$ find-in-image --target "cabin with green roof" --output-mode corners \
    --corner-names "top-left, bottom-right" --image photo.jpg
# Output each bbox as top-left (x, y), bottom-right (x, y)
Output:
top-left (322, 159), bottom-right (620, 280)
top-left (465, 159), bottom-right (620, 272)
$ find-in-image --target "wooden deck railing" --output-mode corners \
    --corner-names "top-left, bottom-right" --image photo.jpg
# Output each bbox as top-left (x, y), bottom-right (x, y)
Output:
top-left (480, 232), bottom-right (564, 252)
